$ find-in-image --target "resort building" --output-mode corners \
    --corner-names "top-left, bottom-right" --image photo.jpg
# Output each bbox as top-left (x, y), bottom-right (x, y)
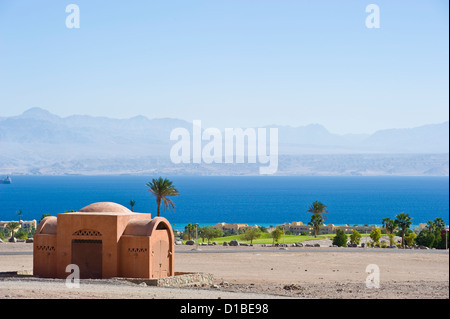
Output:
top-left (276, 221), bottom-right (380, 235)
top-left (413, 223), bottom-right (428, 234)
top-left (212, 222), bottom-right (254, 234)
top-left (276, 222), bottom-right (313, 235)
top-left (33, 202), bottom-right (175, 279)
top-left (0, 220), bottom-right (37, 230)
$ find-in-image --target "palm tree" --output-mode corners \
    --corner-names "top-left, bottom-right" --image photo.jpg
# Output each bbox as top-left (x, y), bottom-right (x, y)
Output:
top-left (382, 217), bottom-right (397, 234)
top-left (184, 223), bottom-right (195, 240)
top-left (6, 222), bottom-right (20, 240)
top-left (129, 199), bottom-right (136, 212)
top-left (146, 177), bottom-right (179, 217)
top-left (433, 217), bottom-right (445, 232)
top-left (382, 217), bottom-right (398, 246)
top-left (308, 214), bottom-right (324, 238)
top-left (307, 201), bottom-right (329, 221)
top-left (17, 210), bottom-right (23, 223)
top-left (426, 220), bottom-right (436, 232)
top-left (395, 212), bottom-right (413, 248)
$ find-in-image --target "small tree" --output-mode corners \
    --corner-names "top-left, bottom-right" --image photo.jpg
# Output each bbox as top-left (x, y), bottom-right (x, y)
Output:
top-left (387, 232), bottom-right (395, 246)
top-left (349, 229), bottom-right (362, 245)
top-left (333, 229), bottom-right (348, 247)
top-left (370, 228), bottom-right (382, 246)
top-left (416, 229), bottom-right (435, 248)
top-left (200, 226), bottom-right (223, 244)
top-left (14, 228), bottom-right (28, 240)
top-left (241, 227), bottom-right (262, 245)
top-left (6, 222), bottom-right (20, 240)
top-left (129, 200), bottom-right (136, 212)
top-left (271, 228), bottom-right (283, 244)
top-left (405, 232), bottom-right (417, 247)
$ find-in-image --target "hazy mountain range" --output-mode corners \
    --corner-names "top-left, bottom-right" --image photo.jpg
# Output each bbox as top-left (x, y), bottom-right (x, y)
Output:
top-left (0, 107), bottom-right (448, 176)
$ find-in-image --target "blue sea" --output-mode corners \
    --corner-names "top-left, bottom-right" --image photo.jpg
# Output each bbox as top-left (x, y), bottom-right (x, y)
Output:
top-left (0, 176), bottom-right (448, 230)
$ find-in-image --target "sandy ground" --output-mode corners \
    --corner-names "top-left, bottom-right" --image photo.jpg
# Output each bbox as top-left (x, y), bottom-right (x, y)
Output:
top-left (0, 241), bottom-right (448, 299)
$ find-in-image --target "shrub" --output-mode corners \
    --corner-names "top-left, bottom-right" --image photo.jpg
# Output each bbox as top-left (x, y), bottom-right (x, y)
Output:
top-left (349, 229), bottom-right (362, 245)
top-left (370, 228), bottom-right (382, 245)
top-left (405, 232), bottom-right (417, 247)
top-left (416, 229), bottom-right (435, 248)
top-left (388, 233), bottom-right (395, 246)
top-left (333, 229), bottom-right (348, 247)
top-left (432, 231), bottom-right (443, 249)
top-left (14, 228), bottom-right (28, 240)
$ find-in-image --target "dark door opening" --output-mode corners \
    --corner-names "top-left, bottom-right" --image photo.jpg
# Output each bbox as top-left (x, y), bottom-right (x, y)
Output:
top-left (71, 239), bottom-right (102, 279)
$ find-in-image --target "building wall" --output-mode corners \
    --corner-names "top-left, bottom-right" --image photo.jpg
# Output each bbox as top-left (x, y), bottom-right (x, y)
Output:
top-left (33, 209), bottom-right (174, 280)
top-left (0, 220), bottom-right (37, 231)
top-left (55, 212), bottom-right (151, 279)
top-left (212, 222), bottom-right (252, 233)
top-left (33, 234), bottom-right (57, 278)
top-left (119, 235), bottom-right (151, 278)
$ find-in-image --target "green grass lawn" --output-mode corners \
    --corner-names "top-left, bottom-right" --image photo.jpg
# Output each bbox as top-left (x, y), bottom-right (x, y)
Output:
top-left (193, 233), bottom-right (334, 245)
top-left (184, 232), bottom-right (373, 245)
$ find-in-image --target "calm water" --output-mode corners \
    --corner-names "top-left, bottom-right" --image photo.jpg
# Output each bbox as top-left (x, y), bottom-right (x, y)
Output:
top-left (0, 176), bottom-right (448, 229)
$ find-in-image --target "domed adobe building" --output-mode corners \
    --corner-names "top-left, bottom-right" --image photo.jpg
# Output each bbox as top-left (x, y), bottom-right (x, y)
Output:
top-left (33, 202), bottom-right (174, 279)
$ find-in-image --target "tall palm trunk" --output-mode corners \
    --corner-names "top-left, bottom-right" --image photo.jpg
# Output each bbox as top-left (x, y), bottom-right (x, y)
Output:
top-left (156, 197), bottom-right (161, 217)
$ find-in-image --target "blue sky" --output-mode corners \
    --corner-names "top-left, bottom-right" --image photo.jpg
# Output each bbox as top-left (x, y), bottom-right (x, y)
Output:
top-left (0, 0), bottom-right (448, 134)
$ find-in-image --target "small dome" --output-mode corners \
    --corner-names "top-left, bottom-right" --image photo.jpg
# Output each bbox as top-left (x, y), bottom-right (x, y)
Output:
top-left (79, 202), bottom-right (132, 213)
top-left (36, 216), bottom-right (57, 235)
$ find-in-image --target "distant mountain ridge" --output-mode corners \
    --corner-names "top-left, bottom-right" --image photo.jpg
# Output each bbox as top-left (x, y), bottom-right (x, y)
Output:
top-left (0, 108), bottom-right (448, 176)
top-left (1, 107), bottom-right (448, 152)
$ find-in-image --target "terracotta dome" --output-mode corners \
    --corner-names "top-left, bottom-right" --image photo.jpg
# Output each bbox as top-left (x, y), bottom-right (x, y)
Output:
top-left (36, 216), bottom-right (57, 234)
top-left (78, 202), bottom-right (132, 213)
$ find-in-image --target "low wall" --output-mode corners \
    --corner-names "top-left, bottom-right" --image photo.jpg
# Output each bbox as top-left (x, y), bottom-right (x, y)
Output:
top-left (122, 272), bottom-right (214, 287)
